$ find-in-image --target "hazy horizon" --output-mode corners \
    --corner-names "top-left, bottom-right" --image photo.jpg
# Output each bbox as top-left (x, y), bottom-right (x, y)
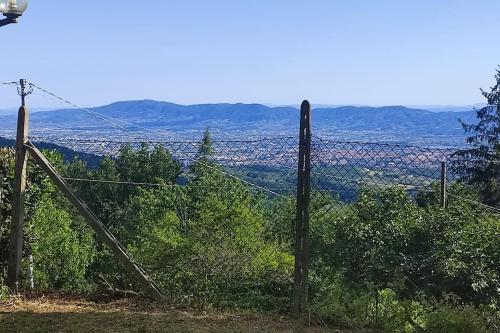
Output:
top-left (0, 100), bottom-right (484, 115)
top-left (1, 1), bottom-right (499, 110)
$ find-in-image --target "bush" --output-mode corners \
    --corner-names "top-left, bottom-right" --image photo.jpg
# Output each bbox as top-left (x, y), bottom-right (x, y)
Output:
top-left (29, 195), bottom-right (96, 292)
top-left (314, 279), bottom-right (372, 328)
top-left (119, 181), bottom-right (294, 308)
top-left (0, 283), bottom-right (8, 300)
top-left (314, 281), bottom-right (426, 332)
top-left (310, 186), bottom-right (500, 305)
top-left (424, 305), bottom-right (488, 333)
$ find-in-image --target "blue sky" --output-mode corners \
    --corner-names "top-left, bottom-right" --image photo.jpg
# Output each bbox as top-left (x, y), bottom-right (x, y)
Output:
top-left (1, 0), bottom-right (499, 108)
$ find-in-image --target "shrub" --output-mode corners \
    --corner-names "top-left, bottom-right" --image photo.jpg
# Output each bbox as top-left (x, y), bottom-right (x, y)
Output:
top-left (314, 279), bottom-right (372, 328)
top-left (315, 282), bottom-right (426, 332)
top-left (29, 195), bottom-right (96, 292)
top-left (0, 282), bottom-right (8, 300)
top-left (424, 305), bottom-right (488, 333)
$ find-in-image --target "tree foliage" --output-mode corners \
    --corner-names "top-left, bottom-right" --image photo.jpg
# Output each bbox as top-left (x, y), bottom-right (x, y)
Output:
top-left (454, 67), bottom-right (500, 206)
top-left (1, 129), bottom-right (498, 331)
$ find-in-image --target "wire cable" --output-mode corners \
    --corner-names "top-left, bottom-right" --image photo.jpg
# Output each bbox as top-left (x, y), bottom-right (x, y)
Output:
top-left (29, 83), bottom-right (153, 141)
top-left (447, 193), bottom-right (500, 214)
top-left (30, 82), bottom-right (178, 141)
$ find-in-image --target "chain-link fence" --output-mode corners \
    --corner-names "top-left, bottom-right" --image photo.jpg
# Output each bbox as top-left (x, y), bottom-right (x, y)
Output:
top-left (309, 138), bottom-right (456, 219)
top-left (29, 135), bottom-right (457, 199)
top-left (26, 136), bottom-right (300, 305)
top-left (2, 134), bottom-right (498, 307)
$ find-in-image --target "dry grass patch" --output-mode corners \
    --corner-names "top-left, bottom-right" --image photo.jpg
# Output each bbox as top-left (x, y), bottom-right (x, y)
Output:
top-left (0, 296), bottom-right (349, 333)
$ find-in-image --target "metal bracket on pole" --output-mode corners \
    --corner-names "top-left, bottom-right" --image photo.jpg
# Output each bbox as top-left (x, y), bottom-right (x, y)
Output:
top-left (0, 13), bottom-right (21, 27)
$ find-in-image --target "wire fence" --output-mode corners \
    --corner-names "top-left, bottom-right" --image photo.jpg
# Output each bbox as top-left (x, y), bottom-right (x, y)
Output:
top-left (27, 135), bottom-right (460, 201)
top-left (2, 132), bottom-right (499, 304)
top-left (1, 81), bottom-right (499, 316)
top-left (28, 135), bottom-right (299, 194)
top-left (26, 134), bottom-right (500, 212)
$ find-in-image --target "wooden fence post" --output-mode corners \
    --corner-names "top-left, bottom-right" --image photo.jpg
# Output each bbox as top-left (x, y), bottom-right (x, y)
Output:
top-left (7, 104), bottom-right (29, 291)
top-left (293, 100), bottom-right (312, 315)
top-left (440, 161), bottom-right (447, 209)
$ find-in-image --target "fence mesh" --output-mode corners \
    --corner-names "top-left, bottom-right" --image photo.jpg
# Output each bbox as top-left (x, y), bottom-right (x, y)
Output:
top-left (1, 134), bottom-right (497, 306)
top-left (309, 138), bottom-right (456, 219)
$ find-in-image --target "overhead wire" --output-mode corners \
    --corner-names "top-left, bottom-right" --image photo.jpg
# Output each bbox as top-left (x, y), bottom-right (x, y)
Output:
top-left (24, 82), bottom-right (500, 205)
top-left (29, 83), bottom-right (148, 141)
top-left (30, 82), bottom-right (178, 141)
top-left (25, 82), bottom-right (291, 197)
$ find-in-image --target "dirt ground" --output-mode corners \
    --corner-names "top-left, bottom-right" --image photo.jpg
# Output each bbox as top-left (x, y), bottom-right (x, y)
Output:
top-left (0, 296), bottom-right (351, 333)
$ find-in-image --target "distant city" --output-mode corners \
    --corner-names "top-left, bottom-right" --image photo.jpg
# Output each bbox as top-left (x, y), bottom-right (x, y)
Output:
top-left (0, 100), bottom-right (482, 147)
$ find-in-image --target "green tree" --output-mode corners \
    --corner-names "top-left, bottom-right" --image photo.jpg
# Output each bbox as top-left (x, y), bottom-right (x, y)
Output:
top-left (1, 149), bottom-right (65, 284)
top-left (65, 143), bottom-right (181, 224)
top-left (454, 67), bottom-right (500, 206)
top-left (190, 128), bottom-right (215, 178)
top-left (29, 195), bottom-right (96, 292)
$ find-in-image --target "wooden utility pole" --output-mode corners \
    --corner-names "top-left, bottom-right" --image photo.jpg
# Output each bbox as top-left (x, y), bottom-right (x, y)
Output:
top-left (5, 79), bottom-right (162, 299)
top-left (7, 79), bottom-right (30, 291)
top-left (293, 100), bottom-right (312, 315)
top-left (440, 161), bottom-right (447, 209)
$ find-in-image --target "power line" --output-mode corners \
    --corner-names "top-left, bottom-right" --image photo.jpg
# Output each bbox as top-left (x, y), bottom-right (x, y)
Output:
top-left (29, 83), bottom-right (152, 141)
top-left (30, 82), bottom-right (178, 141)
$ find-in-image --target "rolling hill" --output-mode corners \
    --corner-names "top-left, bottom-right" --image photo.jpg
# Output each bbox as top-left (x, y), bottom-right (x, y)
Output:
top-left (0, 100), bottom-right (478, 145)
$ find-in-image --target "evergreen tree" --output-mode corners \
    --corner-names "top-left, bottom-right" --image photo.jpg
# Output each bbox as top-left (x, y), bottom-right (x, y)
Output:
top-left (190, 128), bottom-right (215, 178)
top-left (199, 128), bottom-right (214, 158)
top-left (453, 68), bottom-right (500, 206)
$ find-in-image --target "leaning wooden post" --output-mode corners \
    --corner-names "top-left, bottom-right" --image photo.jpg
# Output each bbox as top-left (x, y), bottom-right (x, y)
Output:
top-left (293, 100), bottom-right (312, 315)
top-left (440, 161), bottom-right (447, 209)
top-left (24, 142), bottom-right (164, 301)
top-left (7, 91), bottom-right (29, 290)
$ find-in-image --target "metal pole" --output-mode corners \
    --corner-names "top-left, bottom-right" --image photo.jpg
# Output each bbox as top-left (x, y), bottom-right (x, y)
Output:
top-left (440, 161), bottom-right (447, 209)
top-left (293, 100), bottom-right (312, 315)
top-left (6, 79), bottom-right (30, 291)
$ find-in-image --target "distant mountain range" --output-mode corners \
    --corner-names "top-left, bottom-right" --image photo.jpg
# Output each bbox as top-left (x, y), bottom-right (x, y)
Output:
top-left (0, 100), bottom-right (479, 146)
top-left (275, 104), bottom-right (484, 113)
